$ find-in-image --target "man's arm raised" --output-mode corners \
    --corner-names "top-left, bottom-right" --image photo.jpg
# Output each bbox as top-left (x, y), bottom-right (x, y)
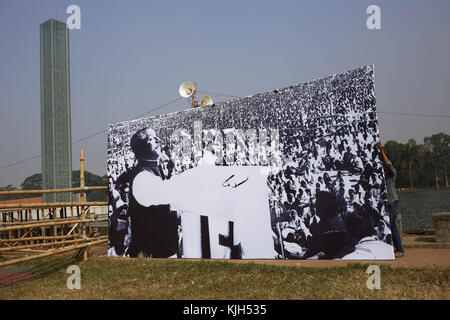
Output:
top-left (132, 170), bottom-right (171, 207)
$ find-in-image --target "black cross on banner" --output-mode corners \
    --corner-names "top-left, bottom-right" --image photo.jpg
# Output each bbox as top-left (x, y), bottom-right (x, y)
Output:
top-left (200, 217), bottom-right (242, 259)
top-left (219, 221), bottom-right (242, 259)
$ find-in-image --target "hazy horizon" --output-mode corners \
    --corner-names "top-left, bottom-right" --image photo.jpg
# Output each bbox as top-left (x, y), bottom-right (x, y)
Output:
top-left (1, 0), bottom-right (449, 187)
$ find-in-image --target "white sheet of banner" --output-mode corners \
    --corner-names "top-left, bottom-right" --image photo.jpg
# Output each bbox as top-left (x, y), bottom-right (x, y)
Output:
top-left (133, 156), bottom-right (274, 259)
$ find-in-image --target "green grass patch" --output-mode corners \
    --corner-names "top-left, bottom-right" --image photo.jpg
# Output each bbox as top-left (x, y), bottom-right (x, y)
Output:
top-left (1, 256), bottom-right (449, 300)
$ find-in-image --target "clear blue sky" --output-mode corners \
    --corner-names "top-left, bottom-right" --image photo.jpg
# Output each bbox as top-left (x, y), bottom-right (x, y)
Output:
top-left (0, 0), bottom-right (449, 187)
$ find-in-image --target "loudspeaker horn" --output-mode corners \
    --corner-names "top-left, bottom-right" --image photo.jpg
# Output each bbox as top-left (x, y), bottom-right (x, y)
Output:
top-left (199, 96), bottom-right (214, 107)
top-left (179, 82), bottom-right (194, 98)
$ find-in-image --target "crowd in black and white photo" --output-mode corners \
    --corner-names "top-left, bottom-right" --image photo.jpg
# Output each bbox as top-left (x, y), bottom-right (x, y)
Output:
top-left (266, 66), bottom-right (392, 259)
top-left (107, 65), bottom-right (394, 260)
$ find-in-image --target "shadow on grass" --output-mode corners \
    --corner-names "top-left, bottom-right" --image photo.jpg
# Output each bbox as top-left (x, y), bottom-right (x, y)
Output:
top-left (0, 251), bottom-right (84, 286)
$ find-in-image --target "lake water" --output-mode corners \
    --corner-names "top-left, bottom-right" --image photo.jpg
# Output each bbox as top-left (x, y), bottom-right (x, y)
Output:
top-left (398, 189), bottom-right (450, 230)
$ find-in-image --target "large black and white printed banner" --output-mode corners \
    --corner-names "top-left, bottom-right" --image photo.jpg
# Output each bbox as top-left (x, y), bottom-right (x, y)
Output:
top-left (107, 65), bottom-right (394, 260)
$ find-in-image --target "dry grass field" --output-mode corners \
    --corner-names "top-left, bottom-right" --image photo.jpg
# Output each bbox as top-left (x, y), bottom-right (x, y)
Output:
top-left (0, 253), bottom-right (449, 300)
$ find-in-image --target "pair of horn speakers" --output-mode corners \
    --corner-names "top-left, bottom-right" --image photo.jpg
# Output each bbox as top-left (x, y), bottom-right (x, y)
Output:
top-left (179, 82), bottom-right (214, 108)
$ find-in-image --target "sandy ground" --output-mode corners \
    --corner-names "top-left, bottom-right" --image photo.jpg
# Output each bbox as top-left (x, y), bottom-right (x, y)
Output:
top-left (227, 248), bottom-right (450, 268)
top-left (90, 245), bottom-right (450, 268)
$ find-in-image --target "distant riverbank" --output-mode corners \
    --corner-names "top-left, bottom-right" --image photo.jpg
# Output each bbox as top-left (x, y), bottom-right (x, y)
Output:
top-left (398, 189), bottom-right (450, 230)
top-left (398, 186), bottom-right (450, 193)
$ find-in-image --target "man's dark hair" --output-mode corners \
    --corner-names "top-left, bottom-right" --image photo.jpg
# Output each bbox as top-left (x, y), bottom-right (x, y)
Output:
top-left (345, 211), bottom-right (376, 241)
top-left (315, 191), bottom-right (339, 220)
top-left (130, 128), bottom-right (157, 160)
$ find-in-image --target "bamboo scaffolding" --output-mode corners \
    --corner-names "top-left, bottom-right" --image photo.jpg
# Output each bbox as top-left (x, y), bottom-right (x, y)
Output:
top-left (0, 202), bottom-right (107, 210)
top-left (0, 238), bottom-right (108, 268)
top-left (40, 209), bottom-right (45, 244)
top-left (0, 151), bottom-right (110, 266)
top-left (0, 186), bottom-right (107, 196)
top-left (0, 216), bottom-right (76, 226)
top-left (1, 234), bottom-right (78, 242)
top-left (18, 228), bottom-right (33, 239)
top-left (80, 150), bottom-right (88, 261)
top-left (0, 235), bottom-right (108, 252)
top-left (0, 217), bottom-right (107, 232)
top-left (0, 208), bottom-right (92, 226)
top-left (3, 249), bottom-right (50, 253)
top-left (67, 223), bottom-right (79, 236)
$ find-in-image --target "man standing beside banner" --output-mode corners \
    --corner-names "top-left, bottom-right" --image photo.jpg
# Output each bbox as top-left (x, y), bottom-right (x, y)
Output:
top-left (378, 141), bottom-right (405, 258)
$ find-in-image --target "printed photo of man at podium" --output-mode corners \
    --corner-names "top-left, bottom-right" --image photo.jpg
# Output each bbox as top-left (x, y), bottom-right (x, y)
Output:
top-left (109, 127), bottom-right (275, 259)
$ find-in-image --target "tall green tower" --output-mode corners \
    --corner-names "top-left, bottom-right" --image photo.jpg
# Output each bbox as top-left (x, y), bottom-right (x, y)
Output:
top-left (40, 19), bottom-right (72, 202)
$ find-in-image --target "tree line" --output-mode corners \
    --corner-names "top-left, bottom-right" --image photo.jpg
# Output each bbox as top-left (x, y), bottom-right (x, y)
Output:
top-left (0, 171), bottom-right (108, 202)
top-left (383, 132), bottom-right (449, 189)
